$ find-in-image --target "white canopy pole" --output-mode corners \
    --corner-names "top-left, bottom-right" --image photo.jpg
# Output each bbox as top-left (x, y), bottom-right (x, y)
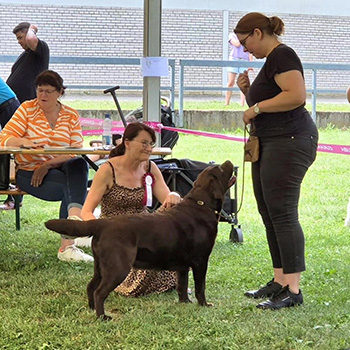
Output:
top-left (143, 0), bottom-right (161, 141)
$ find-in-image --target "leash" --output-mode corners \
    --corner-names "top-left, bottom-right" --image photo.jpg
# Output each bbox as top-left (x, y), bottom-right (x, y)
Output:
top-left (191, 128), bottom-right (251, 219)
top-left (235, 125), bottom-right (250, 214)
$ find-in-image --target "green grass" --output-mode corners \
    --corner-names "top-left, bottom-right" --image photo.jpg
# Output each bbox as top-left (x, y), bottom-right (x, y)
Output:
top-left (64, 99), bottom-right (350, 113)
top-left (1, 128), bottom-right (350, 349)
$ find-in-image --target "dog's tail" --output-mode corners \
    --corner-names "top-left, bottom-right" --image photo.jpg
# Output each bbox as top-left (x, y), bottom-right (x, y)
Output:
top-left (45, 219), bottom-right (102, 238)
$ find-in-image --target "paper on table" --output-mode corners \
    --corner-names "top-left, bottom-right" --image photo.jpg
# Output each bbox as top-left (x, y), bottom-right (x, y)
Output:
top-left (140, 57), bottom-right (169, 77)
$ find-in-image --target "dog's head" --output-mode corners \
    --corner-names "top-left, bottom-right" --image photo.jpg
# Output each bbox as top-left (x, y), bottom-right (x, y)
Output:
top-left (187, 160), bottom-right (236, 211)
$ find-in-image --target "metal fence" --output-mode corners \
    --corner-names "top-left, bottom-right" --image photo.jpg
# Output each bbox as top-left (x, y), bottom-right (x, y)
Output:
top-left (0, 56), bottom-right (176, 109)
top-left (178, 59), bottom-right (350, 127)
top-left (2, 55), bottom-right (350, 128)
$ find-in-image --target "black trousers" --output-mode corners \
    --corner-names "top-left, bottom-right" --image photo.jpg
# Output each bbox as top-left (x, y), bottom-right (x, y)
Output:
top-left (0, 97), bottom-right (20, 200)
top-left (0, 97), bottom-right (20, 128)
top-left (252, 132), bottom-right (318, 274)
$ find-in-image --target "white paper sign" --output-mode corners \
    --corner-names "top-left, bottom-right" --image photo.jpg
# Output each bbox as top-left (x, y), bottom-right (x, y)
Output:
top-left (140, 57), bottom-right (169, 77)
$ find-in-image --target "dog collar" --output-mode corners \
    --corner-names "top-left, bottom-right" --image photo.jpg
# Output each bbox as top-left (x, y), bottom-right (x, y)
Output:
top-left (196, 200), bottom-right (220, 217)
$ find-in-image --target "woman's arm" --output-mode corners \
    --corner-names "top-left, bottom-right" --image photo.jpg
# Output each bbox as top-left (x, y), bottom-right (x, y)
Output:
top-left (0, 104), bottom-right (29, 146)
top-left (243, 70), bottom-right (306, 124)
top-left (228, 32), bottom-right (241, 48)
top-left (0, 102), bottom-right (47, 147)
top-left (229, 37), bottom-right (241, 48)
top-left (151, 162), bottom-right (181, 208)
top-left (30, 155), bottom-right (72, 187)
top-left (81, 163), bottom-right (111, 220)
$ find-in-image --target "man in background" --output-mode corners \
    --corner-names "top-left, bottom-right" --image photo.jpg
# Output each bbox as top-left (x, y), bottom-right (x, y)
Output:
top-left (6, 22), bottom-right (49, 103)
top-left (1, 22), bottom-right (49, 210)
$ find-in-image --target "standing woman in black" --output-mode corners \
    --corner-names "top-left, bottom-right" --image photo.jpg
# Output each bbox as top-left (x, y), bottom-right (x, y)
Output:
top-left (236, 12), bottom-right (318, 309)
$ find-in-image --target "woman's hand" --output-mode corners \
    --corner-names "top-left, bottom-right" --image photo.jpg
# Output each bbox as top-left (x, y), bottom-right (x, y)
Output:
top-left (21, 139), bottom-right (46, 148)
top-left (237, 70), bottom-right (251, 95)
top-left (162, 191), bottom-right (182, 209)
top-left (31, 163), bottom-right (50, 187)
top-left (243, 105), bottom-right (257, 125)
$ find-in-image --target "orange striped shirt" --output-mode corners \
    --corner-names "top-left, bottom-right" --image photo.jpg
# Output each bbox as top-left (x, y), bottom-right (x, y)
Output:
top-left (0, 98), bottom-right (83, 171)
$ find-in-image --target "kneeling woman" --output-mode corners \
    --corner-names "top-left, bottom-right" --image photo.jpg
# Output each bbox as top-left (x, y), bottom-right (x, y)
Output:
top-left (81, 122), bottom-right (182, 296)
top-left (0, 70), bottom-right (91, 262)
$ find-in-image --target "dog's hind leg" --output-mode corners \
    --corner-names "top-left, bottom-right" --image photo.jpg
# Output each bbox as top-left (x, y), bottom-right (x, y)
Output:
top-left (94, 246), bottom-right (137, 320)
top-left (87, 255), bottom-right (102, 310)
top-left (177, 269), bottom-right (191, 303)
top-left (192, 260), bottom-right (212, 306)
top-left (94, 269), bottom-right (130, 321)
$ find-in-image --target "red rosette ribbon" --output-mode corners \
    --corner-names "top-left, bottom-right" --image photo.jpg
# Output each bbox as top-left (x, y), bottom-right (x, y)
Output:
top-left (142, 172), bottom-right (155, 206)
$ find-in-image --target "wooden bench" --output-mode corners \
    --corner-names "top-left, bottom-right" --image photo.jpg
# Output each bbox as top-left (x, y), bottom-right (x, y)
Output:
top-left (1, 159), bottom-right (27, 230)
top-left (0, 187), bottom-right (27, 230)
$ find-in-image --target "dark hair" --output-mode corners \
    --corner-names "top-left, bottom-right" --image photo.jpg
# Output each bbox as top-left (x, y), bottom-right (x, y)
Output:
top-left (13, 22), bottom-right (30, 34)
top-left (35, 70), bottom-right (66, 96)
top-left (234, 12), bottom-right (284, 37)
top-left (109, 122), bottom-right (156, 158)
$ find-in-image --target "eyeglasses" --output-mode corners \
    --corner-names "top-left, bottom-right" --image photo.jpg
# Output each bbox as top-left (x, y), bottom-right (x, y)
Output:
top-left (131, 140), bottom-right (156, 149)
top-left (239, 31), bottom-right (253, 49)
top-left (36, 88), bottom-right (57, 95)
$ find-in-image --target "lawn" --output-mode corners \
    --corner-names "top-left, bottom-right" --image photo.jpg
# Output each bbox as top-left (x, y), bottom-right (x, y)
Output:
top-left (65, 99), bottom-right (350, 114)
top-left (0, 126), bottom-right (349, 350)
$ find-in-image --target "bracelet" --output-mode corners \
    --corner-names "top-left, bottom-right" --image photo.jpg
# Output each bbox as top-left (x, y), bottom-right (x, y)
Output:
top-left (30, 28), bottom-right (37, 35)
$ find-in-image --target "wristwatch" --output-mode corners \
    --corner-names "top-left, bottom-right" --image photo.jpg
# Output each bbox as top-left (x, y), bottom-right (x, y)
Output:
top-left (253, 103), bottom-right (261, 115)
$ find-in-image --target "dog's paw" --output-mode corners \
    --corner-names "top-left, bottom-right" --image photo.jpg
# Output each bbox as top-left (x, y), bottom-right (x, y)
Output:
top-left (179, 298), bottom-right (192, 304)
top-left (198, 301), bottom-right (214, 307)
top-left (97, 314), bottom-right (112, 321)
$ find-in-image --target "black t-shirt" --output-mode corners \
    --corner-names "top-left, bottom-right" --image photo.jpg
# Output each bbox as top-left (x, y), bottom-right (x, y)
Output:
top-left (6, 39), bottom-right (49, 103)
top-left (246, 44), bottom-right (316, 137)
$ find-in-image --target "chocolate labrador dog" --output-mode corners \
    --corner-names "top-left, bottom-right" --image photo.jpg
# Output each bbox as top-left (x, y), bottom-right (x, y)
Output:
top-left (45, 160), bottom-right (235, 320)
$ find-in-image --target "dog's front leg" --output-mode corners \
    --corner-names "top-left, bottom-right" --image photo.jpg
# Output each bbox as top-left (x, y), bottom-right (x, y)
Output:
top-left (177, 269), bottom-right (191, 303)
top-left (192, 261), bottom-right (212, 306)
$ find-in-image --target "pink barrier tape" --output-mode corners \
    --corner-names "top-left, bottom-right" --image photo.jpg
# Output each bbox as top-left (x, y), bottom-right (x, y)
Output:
top-left (145, 122), bottom-right (163, 133)
top-left (317, 143), bottom-right (350, 155)
top-left (80, 117), bottom-right (125, 127)
top-left (160, 125), bottom-right (245, 142)
top-left (160, 125), bottom-right (350, 156)
top-left (81, 118), bottom-right (350, 156)
top-left (82, 127), bottom-right (125, 136)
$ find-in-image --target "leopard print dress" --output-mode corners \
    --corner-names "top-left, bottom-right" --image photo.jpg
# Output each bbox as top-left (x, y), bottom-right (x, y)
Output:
top-left (100, 161), bottom-right (177, 297)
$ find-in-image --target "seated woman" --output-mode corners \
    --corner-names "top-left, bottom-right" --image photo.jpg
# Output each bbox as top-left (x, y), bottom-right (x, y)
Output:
top-left (81, 122), bottom-right (182, 296)
top-left (0, 70), bottom-right (92, 262)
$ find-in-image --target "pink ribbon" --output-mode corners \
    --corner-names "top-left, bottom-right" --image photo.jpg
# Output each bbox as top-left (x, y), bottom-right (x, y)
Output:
top-left (80, 118), bottom-right (350, 156)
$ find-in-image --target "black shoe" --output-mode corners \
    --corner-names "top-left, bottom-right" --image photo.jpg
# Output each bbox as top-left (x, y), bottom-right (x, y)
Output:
top-left (244, 279), bottom-right (283, 299)
top-left (256, 286), bottom-right (303, 310)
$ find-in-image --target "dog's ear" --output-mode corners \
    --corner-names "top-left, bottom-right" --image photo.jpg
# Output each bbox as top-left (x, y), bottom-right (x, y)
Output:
top-left (209, 169), bottom-right (225, 200)
top-left (211, 179), bottom-right (225, 199)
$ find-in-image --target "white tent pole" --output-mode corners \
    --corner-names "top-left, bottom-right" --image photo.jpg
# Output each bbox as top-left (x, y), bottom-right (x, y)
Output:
top-left (143, 0), bottom-right (162, 140)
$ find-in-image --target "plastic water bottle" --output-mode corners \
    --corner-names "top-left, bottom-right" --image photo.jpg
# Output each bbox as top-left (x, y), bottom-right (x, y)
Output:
top-left (102, 113), bottom-right (112, 148)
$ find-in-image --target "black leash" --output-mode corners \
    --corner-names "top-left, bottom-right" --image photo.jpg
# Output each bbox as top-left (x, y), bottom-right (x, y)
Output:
top-left (235, 126), bottom-right (250, 214)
